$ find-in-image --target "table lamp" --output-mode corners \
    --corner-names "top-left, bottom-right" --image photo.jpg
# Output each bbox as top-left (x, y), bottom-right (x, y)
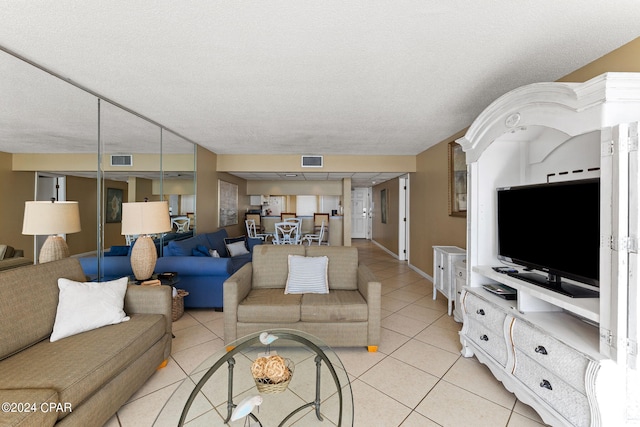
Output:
top-left (22, 199), bottom-right (81, 263)
top-left (121, 200), bottom-right (171, 281)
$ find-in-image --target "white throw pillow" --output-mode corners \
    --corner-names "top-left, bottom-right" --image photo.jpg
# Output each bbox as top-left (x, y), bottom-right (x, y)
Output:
top-left (226, 241), bottom-right (249, 257)
top-left (50, 277), bottom-right (130, 342)
top-left (285, 255), bottom-right (329, 294)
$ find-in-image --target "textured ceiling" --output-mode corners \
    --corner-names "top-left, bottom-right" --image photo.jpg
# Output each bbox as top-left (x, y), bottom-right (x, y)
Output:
top-left (0, 1), bottom-right (639, 186)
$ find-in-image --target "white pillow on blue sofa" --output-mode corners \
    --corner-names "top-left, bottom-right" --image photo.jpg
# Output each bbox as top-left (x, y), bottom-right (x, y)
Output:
top-left (50, 277), bottom-right (130, 342)
top-left (285, 255), bottom-right (329, 294)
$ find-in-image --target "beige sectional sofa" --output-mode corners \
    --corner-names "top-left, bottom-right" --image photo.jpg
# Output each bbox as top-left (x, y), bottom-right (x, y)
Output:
top-left (224, 245), bottom-right (381, 351)
top-left (0, 258), bottom-right (172, 427)
top-left (0, 245), bottom-right (31, 272)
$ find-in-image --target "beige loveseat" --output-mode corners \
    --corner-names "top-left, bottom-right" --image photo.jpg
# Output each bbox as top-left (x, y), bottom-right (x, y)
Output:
top-left (224, 245), bottom-right (381, 351)
top-left (0, 258), bottom-right (172, 427)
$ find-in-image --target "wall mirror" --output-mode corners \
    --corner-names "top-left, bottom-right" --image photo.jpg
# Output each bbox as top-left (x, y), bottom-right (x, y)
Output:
top-left (0, 47), bottom-right (197, 272)
top-left (0, 48), bottom-right (99, 261)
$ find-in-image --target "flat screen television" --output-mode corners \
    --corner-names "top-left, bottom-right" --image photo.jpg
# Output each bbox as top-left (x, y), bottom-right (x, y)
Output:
top-left (496, 178), bottom-right (600, 298)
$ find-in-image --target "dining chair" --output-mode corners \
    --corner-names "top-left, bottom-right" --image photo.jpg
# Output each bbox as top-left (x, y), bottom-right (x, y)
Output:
top-left (245, 213), bottom-right (263, 232)
top-left (273, 221), bottom-right (301, 245)
top-left (171, 216), bottom-right (191, 233)
top-left (280, 212), bottom-right (297, 221)
top-left (245, 219), bottom-right (269, 241)
top-left (302, 220), bottom-right (328, 246)
top-left (313, 213), bottom-right (330, 240)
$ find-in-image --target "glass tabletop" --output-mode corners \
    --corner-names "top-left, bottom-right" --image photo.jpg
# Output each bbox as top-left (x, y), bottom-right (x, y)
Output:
top-left (153, 329), bottom-right (353, 426)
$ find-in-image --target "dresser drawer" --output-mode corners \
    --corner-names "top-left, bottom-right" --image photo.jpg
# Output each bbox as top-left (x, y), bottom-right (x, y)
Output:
top-left (513, 351), bottom-right (590, 427)
top-left (511, 319), bottom-right (591, 393)
top-left (464, 319), bottom-right (509, 367)
top-left (463, 293), bottom-right (507, 334)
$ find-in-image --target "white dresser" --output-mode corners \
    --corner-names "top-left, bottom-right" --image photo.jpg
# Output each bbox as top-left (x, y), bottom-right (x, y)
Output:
top-left (460, 284), bottom-right (607, 427)
top-left (432, 246), bottom-right (466, 316)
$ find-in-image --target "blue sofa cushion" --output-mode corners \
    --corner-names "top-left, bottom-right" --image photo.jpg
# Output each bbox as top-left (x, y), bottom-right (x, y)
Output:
top-left (105, 245), bottom-right (130, 256)
top-left (192, 244), bottom-right (211, 257)
top-left (166, 233), bottom-right (211, 256)
top-left (205, 229), bottom-right (229, 257)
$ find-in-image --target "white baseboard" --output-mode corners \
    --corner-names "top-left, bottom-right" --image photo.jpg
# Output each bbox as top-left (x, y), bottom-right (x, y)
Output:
top-left (408, 262), bottom-right (433, 283)
top-left (371, 239), bottom-right (399, 259)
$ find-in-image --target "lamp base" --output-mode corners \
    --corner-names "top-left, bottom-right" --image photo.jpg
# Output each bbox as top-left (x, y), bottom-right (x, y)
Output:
top-left (130, 236), bottom-right (157, 280)
top-left (39, 236), bottom-right (70, 263)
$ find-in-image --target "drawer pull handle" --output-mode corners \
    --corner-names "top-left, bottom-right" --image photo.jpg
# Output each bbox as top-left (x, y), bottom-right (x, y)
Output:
top-left (476, 309), bottom-right (485, 315)
top-left (458, 272), bottom-right (463, 277)
top-left (480, 334), bottom-right (489, 341)
top-left (535, 346), bottom-right (548, 355)
top-left (540, 380), bottom-right (552, 390)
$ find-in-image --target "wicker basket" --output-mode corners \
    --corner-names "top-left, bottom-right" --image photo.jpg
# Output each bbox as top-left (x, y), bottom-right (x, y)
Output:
top-left (254, 372), bottom-right (293, 394)
top-left (172, 289), bottom-right (189, 321)
top-left (251, 356), bottom-right (294, 394)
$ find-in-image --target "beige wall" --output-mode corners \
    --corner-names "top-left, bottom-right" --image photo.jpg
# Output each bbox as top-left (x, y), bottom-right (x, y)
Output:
top-left (195, 145), bottom-right (218, 233)
top-left (408, 36), bottom-right (640, 278)
top-left (0, 152), bottom-right (36, 258)
top-left (218, 154), bottom-right (415, 174)
top-left (196, 146), bottom-right (250, 237)
top-left (247, 180), bottom-right (343, 196)
top-left (410, 135), bottom-right (467, 276)
top-left (372, 178), bottom-right (401, 255)
top-left (65, 175), bottom-right (100, 255)
top-left (558, 37), bottom-right (640, 82)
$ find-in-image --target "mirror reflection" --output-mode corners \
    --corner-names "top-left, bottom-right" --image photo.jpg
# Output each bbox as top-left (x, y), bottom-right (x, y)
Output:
top-left (99, 100), bottom-right (163, 259)
top-left (0, 49), bottom-right (98, 264)
top-left (162, 129), bottom-right (196, 244)
top-left (0, 48), bottom-right (197, 271)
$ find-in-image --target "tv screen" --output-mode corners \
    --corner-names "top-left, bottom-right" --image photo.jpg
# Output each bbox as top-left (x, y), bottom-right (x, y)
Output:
top-left (497, 178), bottom-right (600, 297)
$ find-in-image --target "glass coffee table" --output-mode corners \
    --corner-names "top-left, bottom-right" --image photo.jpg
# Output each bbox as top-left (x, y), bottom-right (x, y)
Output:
top-left (154, 329), bottom-right (353, 426)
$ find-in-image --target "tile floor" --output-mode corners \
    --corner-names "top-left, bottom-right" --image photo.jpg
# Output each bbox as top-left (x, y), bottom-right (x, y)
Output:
top-left (105, 240), bottom-right (547, 426)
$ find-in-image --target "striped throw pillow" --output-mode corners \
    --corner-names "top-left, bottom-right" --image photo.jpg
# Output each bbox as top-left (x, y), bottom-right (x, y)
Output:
top-left (285, 255), bottom-right (329, 294)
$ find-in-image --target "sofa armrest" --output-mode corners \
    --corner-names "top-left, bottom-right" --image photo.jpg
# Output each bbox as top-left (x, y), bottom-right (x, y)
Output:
top-left (357, 264), bottom-right (382, 346)
top-left (124, 285), bottom-right (173, 335)
top-left (223, 262), bottom-right (253, 344)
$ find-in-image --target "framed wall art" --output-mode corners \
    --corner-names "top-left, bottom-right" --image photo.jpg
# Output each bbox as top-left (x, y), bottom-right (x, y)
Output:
top-left (218, 180), bottom-right (238, 227)
top-left (106, 188), bottom-right (123, 223)
top-left (448, 141), bottom-right (467, 217)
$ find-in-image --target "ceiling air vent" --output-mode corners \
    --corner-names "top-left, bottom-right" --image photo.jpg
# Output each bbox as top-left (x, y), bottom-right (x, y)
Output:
top-left (301, 155), bottom-right (323, 168)
top-left (110, 154), bottom-right (133, 166)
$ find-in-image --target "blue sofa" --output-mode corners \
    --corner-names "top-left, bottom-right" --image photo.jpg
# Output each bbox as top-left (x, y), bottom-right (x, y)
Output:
top-left (80, 229), bottom-right (261, 309)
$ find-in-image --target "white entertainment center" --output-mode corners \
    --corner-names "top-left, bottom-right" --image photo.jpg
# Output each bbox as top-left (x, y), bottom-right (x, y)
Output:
top-left (456, 73), bottom-right (640, 426)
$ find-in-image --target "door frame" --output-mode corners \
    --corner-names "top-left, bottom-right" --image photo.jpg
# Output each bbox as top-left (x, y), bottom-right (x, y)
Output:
top-left (398, 176), bottom-right (409, 261)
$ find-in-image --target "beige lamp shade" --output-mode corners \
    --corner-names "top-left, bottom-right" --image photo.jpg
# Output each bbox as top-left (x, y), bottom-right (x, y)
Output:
top-left (22, 200), bottom-right (81, 264)
top-left (22, 201), bottom-right (81, 235)
top-left (121, 201), bottom-right (171, 280)
top-left (121, 201), bottom-right (171, 236)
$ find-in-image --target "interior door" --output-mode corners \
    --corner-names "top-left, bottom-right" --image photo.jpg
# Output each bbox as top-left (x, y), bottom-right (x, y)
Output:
top-left (351, 188), bottom-right (368, 239)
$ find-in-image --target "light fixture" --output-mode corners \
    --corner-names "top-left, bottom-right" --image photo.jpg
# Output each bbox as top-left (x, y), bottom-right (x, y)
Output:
top-left (22, 199), bottom-right (81, 263)
top-left (121, 201), bottom-right (171, 281)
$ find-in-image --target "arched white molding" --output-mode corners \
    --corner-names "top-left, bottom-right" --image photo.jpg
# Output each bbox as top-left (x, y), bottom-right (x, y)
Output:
top-left (457, 72), bottom-right (640, 163)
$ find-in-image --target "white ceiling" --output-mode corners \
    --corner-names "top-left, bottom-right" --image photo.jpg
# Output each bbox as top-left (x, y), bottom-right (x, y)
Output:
top-left (1, 2), bottom-right (639, 186)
